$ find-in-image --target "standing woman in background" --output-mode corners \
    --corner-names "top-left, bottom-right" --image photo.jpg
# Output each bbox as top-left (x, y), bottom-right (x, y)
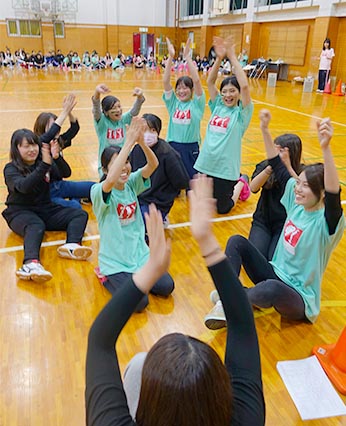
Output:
top-left (163, 37), bottom-right (205, 180)
top-left (316, 38), bottom-right (335, 93)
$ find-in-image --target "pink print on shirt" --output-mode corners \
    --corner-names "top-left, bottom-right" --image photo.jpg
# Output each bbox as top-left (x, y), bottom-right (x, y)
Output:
top-left (107, 128), bottom-right (124, 144)
top-left (209, 115), bottom-right (230, 134)
top-left (283, 220), bottom-right (303, 254)
top-left (117, 201), bottom-right (137, 225)
top-left (172, 108), bottom-right (191, 125)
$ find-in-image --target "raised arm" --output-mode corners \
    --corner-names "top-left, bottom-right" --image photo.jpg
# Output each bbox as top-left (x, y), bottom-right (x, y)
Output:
top-left (259, 109), bottom-right (277, 159)
top-left (163, 38), bottom-right (175, 92)
top-left (250, 165), bottom-right (272, 193)
top-left (39, 94), bottom-right (77, 145)
top-left (86, 205), bottom-right (170, 425)
top-left (183, 38), bottom-right (203, 97)
top-left (102, 117), bottom-right (145, 193)
top-left (189, 175), bottom-right (265, 424)
top-left (317, 118), bottom-right (339, 193)
top-left (129, 87), bottom-right (146, 117)
top-left (224, 36), bottom-right (251, 106)
top-left (207, 37), bottom-right (225, 102)
top-left (92, 84), bottom-right (110, 122)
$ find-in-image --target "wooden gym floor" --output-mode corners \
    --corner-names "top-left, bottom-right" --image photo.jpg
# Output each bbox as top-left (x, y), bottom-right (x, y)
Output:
top-left (0, 66), bottom-right (345, 425)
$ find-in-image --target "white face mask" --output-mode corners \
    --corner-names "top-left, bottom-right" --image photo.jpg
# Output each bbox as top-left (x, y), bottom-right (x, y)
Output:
top-left (144, 131), bottom-right (158, 147)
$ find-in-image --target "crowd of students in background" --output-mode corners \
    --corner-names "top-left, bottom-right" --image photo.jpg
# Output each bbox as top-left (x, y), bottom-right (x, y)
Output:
top-left (0, 44), bottom-right (248, 74)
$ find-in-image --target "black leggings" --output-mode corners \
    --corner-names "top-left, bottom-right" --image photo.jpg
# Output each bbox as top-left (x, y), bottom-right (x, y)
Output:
top-left (5, 204), bottom-right (88, 263)
top-left (211, 176), bottom-right (238, 214)
top-left (225, 235), bottom-right (307, 321)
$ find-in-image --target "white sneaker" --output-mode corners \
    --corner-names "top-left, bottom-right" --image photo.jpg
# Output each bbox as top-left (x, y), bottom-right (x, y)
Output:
top-left (210, 289), bottom-right (220, 304)
top-left (57, 243), bottom-right (92, 260)
top-left (16, 261), bottom-right (53, 283)
top-left (204, 301), bottom-right (227, 330)
top-left (163, 216), bottom-right (170, 229)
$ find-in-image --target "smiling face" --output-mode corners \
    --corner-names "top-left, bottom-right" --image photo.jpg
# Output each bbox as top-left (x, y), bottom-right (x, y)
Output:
top-left (220, 83), bottom-right (240, 107)
top-left (107, 152), bottom-right (131, 189)
top-left (175, 82), bottom-right (193, 102)
top-left (106, 101), bottom-right (123, 122)
top-left (18, 138), bottom-right (39, 165)
top-left (294, 171), bottom-right (323, 211)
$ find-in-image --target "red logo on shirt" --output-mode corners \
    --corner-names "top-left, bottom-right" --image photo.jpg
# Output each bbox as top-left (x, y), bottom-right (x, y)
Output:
top-left (117, 201), bottom-right (137, 224)
top-left (209, 115), bottom-right (230, 133)
top-left (172, 108), bottom-right (191, 124)
top-left (283, 220), bottom-right (302, 253)
top-left (107, 128), bottom-right (124, 141)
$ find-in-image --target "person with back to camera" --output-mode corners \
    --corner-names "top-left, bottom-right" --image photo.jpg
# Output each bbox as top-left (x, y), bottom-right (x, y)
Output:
top-left (316, 38), bottom-right (335, 93)
top-left (90, 117), bottom-right (174, 312)
top-left (2, 94), bottom-right (93, 283)
top-left (163, 37), bottom-right (206, 180)
top-left (204, 109), bottom-right (344, 330)
top-left (194, 36), bottom-right (252, 214)
top-left (92, 84), bottom-right (145, 177)
top-left (85, 174), bottom-right (265, 426)
top-left (130, 113), bottom-right (189, 227)
top-left (248, 133), bottom-right (303, 260)
top-left (33, 110), bottom-right (95, 209)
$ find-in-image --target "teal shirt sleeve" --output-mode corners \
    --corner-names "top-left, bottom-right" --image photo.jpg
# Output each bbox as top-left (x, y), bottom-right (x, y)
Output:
top-left (128, 169), bottom-right (151, 195)
top-left (280, 178), bottom-right (297, 212)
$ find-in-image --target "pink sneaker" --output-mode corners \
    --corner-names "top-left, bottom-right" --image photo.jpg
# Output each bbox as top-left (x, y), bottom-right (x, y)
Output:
top-left (239, 175), bottom-right (251, 201)
top-left (94, 266), bottom-right (107, 284)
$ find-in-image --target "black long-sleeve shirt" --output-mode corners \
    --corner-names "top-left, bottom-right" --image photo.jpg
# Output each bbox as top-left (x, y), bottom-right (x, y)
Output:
top-left (3, 123), bottom-right (70, 210)
top-left (130, 139), bottom-right (189, 215)
top-left (49, 120), bottom-right (80, 182)
top-left (85, 258), bottom-right (265, 426)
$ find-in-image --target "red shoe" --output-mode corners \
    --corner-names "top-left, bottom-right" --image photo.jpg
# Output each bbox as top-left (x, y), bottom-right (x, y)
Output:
top-left (239, 174), bottom-right (251, 201)
top-left (94, 266), bottom-right (107, 284)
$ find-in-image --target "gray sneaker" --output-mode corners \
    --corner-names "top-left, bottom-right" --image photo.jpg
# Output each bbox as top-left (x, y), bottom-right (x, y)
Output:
top-left (204, 301), bottom-right (227, 330)
top-left (16, 261), bottom-right (53, 283)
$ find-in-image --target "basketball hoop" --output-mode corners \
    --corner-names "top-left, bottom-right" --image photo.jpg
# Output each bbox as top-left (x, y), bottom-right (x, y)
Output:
top-left (40, 1), bottom-right (52, 17)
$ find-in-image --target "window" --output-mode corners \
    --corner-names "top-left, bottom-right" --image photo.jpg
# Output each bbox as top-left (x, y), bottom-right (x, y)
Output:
top-left (6, 19), bottom-right (41, 37)
top-left (54, 21), bottom-right (65, 38)
top-left (7, 20), bottom-right (18, 36)
top-left (188, 0), bottom-right (204, 16)
top-left (230, 0), bottom-right (248, 10)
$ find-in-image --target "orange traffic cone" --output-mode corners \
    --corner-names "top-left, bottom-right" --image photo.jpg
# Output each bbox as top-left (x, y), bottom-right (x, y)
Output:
top-left (333, 79), bottom-right (344, 96)
top-left (323, 79), bottom-right (332, 94)
top-left (313, 326), bottom-right (346, 394)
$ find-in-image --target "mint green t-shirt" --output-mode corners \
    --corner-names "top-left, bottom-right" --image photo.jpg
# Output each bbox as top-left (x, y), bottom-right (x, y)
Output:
top-left (270, 178), bottom-right (345, 323)
top-left (91, 169), bottom-right (151, 276)
top-left (163, 91), bottom-right (206, 144)
top-left (94, 111), bottom-right (132, 177)
top-left (194, 96), bottom-right (253, 180)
